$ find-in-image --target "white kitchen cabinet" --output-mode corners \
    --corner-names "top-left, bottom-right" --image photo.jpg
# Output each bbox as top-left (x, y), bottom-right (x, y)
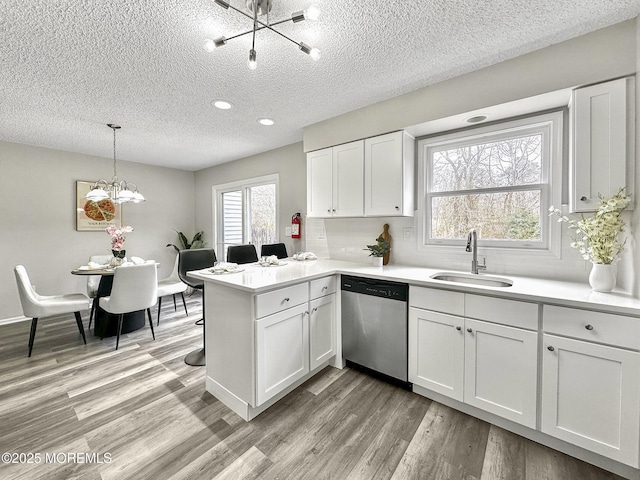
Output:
top-left (464, 318), bottom-right (538, 428)
top-left (309, 294), bottom-right (336, 370)
top-left (256, 303), bottom-right (310, 406)
top-left (306, 140), bottom-right (364, 217)
top-left (409, 287), bottom-right (538, 428)
top-left (409, 306), bottom-right (464, 401)
top-left (570, 77), bottom-right (634, 212)
top-left (364, 131), bottom-right (414, 217)
top-left (541, 305), bottom-right (640, 467)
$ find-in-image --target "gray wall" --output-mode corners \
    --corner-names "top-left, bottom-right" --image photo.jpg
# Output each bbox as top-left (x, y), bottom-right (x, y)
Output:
top-left (0, 141), bottom-right (195, 321)
top-left (194, 142), bottom-right (307, 259)
top-left (304, 19), bottom-right (637, 152)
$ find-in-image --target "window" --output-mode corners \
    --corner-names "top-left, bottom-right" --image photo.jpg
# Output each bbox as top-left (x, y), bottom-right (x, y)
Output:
top-left (418, 112), bottom-right (563, 252)
top-left (214, 175), bottom-right (278, 261)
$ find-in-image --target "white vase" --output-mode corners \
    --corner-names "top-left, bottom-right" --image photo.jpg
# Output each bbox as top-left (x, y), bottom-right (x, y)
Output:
top-left (589, 263), bottom-right (616, 292)
top-left (372, 256), bottom-right (383, 268)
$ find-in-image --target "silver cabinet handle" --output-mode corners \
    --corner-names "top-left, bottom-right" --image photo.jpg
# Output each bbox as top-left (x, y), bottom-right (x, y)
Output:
top-left (332, 209), bottom-right (336, 212)
top-left (585, 324), bottom-right (594, 331)
top-left (322, 286), bottom-right (328, 291)
top-left (580, 196), bottom-right (588, 201)
top-left (466, 328), bottom-right (472, 333)
top-left (548, 345), bottom-right (555, 351)
top-left (395, 206), bottom-right (399, 210)
top-left (456, 326), bottom-right (462, 331)
top-left (283, 297), bottom-right (290, 302)
top-left (327, 209), bottom-right (331, 213)
top-left (313, 307), bottom-right (318, 312)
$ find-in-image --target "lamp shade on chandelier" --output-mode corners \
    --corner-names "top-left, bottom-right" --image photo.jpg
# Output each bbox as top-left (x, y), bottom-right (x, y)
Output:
top-left (86, 124), bottom-right (145, 204)
top-left (204, 0), bottom-right (321, 70)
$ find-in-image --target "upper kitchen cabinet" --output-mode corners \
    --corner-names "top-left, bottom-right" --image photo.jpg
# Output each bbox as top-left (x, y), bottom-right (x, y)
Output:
top-left (364, 131), bottom-right (415, 217)
top-left (307, 141), bottom-right (364, 217)
top-left (570, 77), bottom-right (635, 212)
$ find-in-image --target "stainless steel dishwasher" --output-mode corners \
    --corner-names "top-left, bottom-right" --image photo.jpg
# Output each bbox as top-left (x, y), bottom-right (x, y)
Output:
top-left (341, 275), bottom-right (409, 384)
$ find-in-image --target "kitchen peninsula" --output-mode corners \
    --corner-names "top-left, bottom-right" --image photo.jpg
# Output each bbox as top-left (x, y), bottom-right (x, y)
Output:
top-left (190, 258), bottom-right (640, 479)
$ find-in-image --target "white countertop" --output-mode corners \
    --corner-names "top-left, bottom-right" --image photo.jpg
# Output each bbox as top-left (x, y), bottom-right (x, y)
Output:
top-left (188, 259), bottom-right (640, 316)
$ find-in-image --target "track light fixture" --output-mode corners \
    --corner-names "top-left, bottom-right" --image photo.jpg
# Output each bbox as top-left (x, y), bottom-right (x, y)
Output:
top-left (204, 0), bottom-right (321, 70)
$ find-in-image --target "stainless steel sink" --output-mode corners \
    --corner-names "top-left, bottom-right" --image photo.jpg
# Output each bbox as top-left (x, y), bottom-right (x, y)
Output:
top-left (430, 272), bottom-right (513, 288)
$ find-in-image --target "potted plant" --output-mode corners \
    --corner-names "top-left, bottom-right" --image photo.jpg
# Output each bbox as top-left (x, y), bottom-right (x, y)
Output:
top-left (166, 231), bottom-right (205, 252)
top-left (365, 235), bottom-right (390, 267)
top-left (549, 187), bottom-right (631, 291)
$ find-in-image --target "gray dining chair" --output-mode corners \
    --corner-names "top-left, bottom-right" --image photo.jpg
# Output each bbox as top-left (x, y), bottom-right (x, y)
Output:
top-left (157, 254), bottom-right (188, 325)
top-left (99, 262), bottom-right (158, 350)
top-left (14, 265), bottom-right (89, 357)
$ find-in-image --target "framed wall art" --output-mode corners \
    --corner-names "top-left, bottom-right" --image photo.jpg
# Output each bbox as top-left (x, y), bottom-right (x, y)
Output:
top-left (76, 181), bottom-right (122, 231)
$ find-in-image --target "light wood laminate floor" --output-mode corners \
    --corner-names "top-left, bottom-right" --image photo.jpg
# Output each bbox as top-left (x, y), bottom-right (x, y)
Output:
top-left (0, 292), bottom-right (624, 480)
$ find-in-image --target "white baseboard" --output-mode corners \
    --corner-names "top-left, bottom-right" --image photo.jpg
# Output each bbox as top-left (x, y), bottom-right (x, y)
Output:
top-left (0, 315), bottom-right (29, 326)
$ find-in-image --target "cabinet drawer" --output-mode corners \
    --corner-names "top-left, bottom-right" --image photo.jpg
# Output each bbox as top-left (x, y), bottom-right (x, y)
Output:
top-left (310, 276), bottom-right (336, 300)
top-left (544, 305), bottom-right (640, 350)
top-left (255, 283), bottom-right (309, 319)
top-left (465, 294), bottom-right (538, 330)
top-left (410, 287), bottom-right (464, 316)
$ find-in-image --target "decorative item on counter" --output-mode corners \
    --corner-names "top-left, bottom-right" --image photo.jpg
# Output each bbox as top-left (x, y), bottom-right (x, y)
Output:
top-left (365, 234), bottom-right (391, 268)
top-left (379, 223), bottom-right (392, 265)
top-left (106, 225), bottom-right (133, 266)
top-left (166, 230), bottom-right (205, 252)
top-left (549, 187), bottom-right (631, 292)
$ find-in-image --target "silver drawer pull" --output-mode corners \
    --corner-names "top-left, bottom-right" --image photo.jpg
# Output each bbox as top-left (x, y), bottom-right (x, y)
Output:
top-left (283, 297), bottom-right (290, 302)
top-left (580, 196), bottom-right (588, 201)
top-left (313, 307), bottom-right (318, 312)
top-left (322, 286), bottom-right (328, 291)
top-left (585, 324), bottom-right (594, 331)
top-left (547, 345), bottom-right (555, 352)
top-left (456, 326), bottom-right (462, 331)
top-left (466, 328), bottom-right (472, 333)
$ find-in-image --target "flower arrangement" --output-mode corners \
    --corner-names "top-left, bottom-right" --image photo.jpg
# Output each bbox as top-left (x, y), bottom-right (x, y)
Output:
top-left (365, 235), bottom-right (391, 257)
top-left (106, 225), bottom-right (133, 258)
top-left (549, 188), bottom-right (631, 264)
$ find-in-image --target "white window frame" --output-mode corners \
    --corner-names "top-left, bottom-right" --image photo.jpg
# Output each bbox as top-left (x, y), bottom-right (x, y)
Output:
top-left (212, 174), bottom-right (280, 260)
top-left (417, 111), bottom-right (563, 258)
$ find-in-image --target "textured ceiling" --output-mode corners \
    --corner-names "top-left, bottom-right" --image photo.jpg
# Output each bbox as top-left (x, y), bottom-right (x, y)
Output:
top-left (1, 1), bottom-right (639, 171)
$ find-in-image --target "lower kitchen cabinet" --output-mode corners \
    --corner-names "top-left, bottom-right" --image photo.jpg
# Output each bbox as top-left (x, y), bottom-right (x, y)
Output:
top-left (310, 293), bottom-right (336, 370)
top-left (256, 303), bottom-right (310, 406)
top-left (464, 319), bottom-right (538, 428)
top-left (542, 333), bottom-right (640, 467)
top-left (409, 307), bottom-right (464, 401)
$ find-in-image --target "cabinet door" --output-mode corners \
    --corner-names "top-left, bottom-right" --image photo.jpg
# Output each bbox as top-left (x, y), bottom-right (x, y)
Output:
top-left (256, 303), bottom-right (309, 406)
top-left (571, 78), bottom-right (628, 212)
top-left (542, 334), bottom-right (640, 467)
top-left (307, 147), bottom-right (333, 217)
top-left (409, 307), bottom-right (464, 401)
top-left (464, 319), bottom-right (537, 428)
top-left (332, 141), bottom-right (364, 217)
top-left (364, 131), bottom-right (412, 216)
top-left (309, 294), bottom-right (336, 370)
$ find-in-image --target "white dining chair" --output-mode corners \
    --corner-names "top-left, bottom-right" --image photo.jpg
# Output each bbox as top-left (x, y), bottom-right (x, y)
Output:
top-left (14, 265), bottom-right (89, 357)
top-left (156, 255), bottom-right (188, 326)
top-left (99, 262), bottom-right (158, 350)
top-left (86, 254), bottom-right (112, 330)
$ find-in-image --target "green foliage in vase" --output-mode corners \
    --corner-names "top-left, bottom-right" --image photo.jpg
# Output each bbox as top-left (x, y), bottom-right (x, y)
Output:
top-left (365, 236), bottom-right (391, 257)
top-left (549, 188), bottom-right (631, 264)
top-left (166, 231), bottom-right (205, 252)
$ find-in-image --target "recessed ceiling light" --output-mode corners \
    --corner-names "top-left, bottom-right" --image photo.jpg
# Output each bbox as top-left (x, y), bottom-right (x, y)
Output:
top-left (466, 115), bottom-right (488, 124)
top-left (212, 100), bottom-right (233, 110)
top-left (258, 118), bottom-right (275, 126)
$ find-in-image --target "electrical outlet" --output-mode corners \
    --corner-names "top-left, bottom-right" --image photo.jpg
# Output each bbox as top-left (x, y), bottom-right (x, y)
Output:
top-left (403, 227), bottom-right (413, 239)
top-left (285, 227), bottom-right (292, 237)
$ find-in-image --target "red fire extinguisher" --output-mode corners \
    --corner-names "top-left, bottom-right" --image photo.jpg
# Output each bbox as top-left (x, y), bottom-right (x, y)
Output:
top-left (291, 213), bottom-right (301, 239)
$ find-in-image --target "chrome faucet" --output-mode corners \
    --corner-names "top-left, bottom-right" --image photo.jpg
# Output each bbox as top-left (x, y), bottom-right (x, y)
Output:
top-left (466, 229), bottom-right (486, 274)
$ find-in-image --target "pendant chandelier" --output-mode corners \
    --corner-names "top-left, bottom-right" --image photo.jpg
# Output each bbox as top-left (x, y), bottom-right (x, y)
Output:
top-left (86, 124), bottom-right (145, 204)
top-left (204, 0), bottom-right (320, 70)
